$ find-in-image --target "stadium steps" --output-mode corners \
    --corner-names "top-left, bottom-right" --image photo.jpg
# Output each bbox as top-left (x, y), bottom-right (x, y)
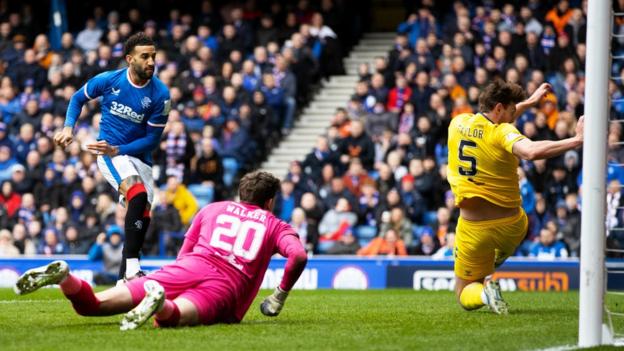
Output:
top-left (259, 32), bottom-right (395, 179)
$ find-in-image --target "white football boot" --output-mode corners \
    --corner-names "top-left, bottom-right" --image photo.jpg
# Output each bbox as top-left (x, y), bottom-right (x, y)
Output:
top-left (120, 280), bottom-right (165, 331)
top-left (14, 260), bottom-right (69, 295)
top-left (483, 280), bottom-right (509, 315)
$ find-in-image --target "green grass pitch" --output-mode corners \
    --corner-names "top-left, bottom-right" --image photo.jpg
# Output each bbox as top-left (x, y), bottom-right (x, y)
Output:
top-left (0, 288), bottom-right (621, 351)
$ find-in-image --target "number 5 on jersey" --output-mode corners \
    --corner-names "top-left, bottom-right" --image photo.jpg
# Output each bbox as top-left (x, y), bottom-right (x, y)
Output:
top-left (458, 140), bottom-right (477, 176)
top-left (210, 214), bottom-right (267, 260)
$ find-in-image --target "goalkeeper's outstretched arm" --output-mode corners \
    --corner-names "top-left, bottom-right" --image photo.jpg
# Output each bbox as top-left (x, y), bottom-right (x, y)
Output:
top-left (261, 234), bottom-right (308, 317)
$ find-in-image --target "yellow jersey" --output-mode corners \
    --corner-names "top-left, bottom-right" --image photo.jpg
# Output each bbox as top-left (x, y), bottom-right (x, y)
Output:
top-left (447, 113), bottom-right (526, 208)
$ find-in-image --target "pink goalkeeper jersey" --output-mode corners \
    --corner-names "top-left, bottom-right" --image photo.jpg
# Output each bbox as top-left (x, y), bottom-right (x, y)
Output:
top-left (181, 201), bottom-right (298, 321)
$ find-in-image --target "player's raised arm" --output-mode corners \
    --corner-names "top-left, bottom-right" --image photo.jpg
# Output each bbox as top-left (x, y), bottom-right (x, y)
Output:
top-left (260, 232), bottom-right (307, 317)
top-left (512, 115), bottom-right (584, 160)
top-left (513, 82), bottom-right (552, 119)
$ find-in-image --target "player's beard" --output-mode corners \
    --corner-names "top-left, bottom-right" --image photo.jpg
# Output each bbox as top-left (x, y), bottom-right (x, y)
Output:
top-left (133, 64), bottom-right (154, 81)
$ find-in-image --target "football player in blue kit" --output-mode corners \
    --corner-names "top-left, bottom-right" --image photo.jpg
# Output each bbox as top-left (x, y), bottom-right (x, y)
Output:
top-left (54, 32), bottom-right (170, 282)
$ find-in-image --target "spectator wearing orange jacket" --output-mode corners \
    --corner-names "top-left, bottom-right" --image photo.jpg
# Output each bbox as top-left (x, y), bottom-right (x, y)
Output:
top-left (357, 228), bottom-right (408, 257)
top-left (451, 96), bottom-right (473, 118)
top-left (546, 0), bottom-right (573, 35)
top-left (541, 92), bottom-right (560, 130)
top-left (342, 158), bottom-right (372, 198)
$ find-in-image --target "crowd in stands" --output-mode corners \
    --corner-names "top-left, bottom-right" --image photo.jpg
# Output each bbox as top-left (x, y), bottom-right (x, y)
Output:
top-left (0, 0), bottom-right (364, 258)
top-left (275, 0), bottom-right (624, 260)
top-left (0, 0), bottom-right (623, 261)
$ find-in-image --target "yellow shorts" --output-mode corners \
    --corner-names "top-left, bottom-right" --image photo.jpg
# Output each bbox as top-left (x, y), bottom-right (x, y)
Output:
top-left (454, 209), bottom-right (528, 280)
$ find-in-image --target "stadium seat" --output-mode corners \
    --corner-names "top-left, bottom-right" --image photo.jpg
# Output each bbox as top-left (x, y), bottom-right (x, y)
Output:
top-left (188, 184), bottom-right (214, 208)
top-left (222, 157), bottom-right (239, 188)
top-left (424, 211), bottom-right (438, 225)
top-left (317, 241), bottom-right (334, 254)
top-left (413, 225), bottom-right (433, 240)
top-left (367, 170), bottom-right (380, 180)
top-left (358, 238), bottom-right (373, 248)
top-left (158, 231), bottom-right (185, 257)
top-left (355, 225), bottom-right (378, 239)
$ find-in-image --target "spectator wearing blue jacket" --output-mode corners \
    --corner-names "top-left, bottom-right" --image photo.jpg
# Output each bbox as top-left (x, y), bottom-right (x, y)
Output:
top-left (13, 123), bottom-right (36, 164)
top-left (519, 167), bottom-right (536, 215)
top-left (88, 225), bottom-right (123, 285)
top-left (0, 123), bottom-right (14, 151)
top-left (220, 86), bottom-right (241, 121)
top-left (198, 24), bottom-right (219, 53)
top-left (0, 145), bottom-right (17, 182)
top-left (397, 10), bottom-right (435, 47)
top-left (260, 73), bottom-right (284, 123)
top-left (180, 102), bottom-right (205, 133)
top-left (242, 60), bottom-right (260, 92)
top-left (37, 228), bottom-right (65, 256)
top-left (273, 55), bottom-right (297, 134)
top-left (530, 225), bottom-right (569, 260)
top-left (0, 86), bottom-right (21, 125)
top-left (274, 179), bottom-right (297, 222)
top-left (219, 118), bottom-right (249, 166)
top-left (1, 34), bottom-right (26, 68)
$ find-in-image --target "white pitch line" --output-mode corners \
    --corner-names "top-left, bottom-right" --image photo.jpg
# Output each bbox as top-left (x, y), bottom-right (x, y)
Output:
top-left (534, 344), bottom-right (577, 351)
top-left (0, 299), bottom-right (65, 304)
top-left (534, 338), bottom-right (624, 351)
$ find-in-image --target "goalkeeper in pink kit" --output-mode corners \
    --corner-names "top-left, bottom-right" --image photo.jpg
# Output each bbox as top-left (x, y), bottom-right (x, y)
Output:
top-left (14, 171), bottom-right (308, 330)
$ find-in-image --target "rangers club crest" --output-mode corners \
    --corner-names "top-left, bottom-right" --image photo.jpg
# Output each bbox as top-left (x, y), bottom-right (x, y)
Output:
top-left (141, 96), bottom-right (152, 109)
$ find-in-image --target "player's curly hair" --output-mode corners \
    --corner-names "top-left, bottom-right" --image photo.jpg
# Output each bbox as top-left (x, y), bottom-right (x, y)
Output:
top-left (238, 171), bottom-right (281, 207)
top-left (478, 79), bottom-right (527, 112)
top-left (123, 32), bottom-right (155, 57)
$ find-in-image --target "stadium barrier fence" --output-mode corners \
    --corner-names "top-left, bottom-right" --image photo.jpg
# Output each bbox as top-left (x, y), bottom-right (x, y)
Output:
top-left (0, 256), bottom-right (622, 291)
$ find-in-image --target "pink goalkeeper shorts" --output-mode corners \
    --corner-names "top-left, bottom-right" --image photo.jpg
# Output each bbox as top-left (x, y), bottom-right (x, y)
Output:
top-left (125, 256), bottom-right (237, 324)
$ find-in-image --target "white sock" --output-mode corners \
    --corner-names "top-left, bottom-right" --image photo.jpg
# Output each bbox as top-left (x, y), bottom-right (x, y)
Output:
top-left (125, 258), bottom-right (141, 277)
top-left (480, 289), bottom-right (488, 304)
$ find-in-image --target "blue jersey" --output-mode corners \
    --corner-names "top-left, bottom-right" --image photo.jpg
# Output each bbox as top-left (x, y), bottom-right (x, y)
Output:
top-left (66, 68), bottom-right (170, 165)
top-left (529, 241), bottom-right (569, 260)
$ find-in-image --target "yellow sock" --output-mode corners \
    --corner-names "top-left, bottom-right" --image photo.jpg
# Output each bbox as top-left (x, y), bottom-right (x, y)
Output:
top-left (460, 282), bottom-right (486, 310)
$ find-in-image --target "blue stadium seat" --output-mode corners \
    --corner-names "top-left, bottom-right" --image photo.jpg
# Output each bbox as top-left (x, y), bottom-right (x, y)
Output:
top-left (159, 231), bottom-right (185, 256)
top-left (317, 241), bottom-right (334, 254)
top-left (358, 238), bottom-right (372, 248)
top-left (367, 170), bottom-right (380, 180)
top-left (413, 225), bottom-right (433, 240)
top-left (355, 225), bottom-right (378, 239)
top-left (222, 157), bottom-right (239, 188)
top-left (424, 211), bottom-right (438, 225)
top-left (188, 184), bottom-right (214, 208)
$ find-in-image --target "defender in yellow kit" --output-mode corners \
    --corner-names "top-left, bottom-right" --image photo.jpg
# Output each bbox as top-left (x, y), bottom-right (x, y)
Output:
top-left (447, 80), bottom-right (584, 314)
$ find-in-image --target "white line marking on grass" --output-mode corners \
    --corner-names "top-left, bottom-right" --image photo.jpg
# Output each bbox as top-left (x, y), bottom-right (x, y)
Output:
top-left (0, 299), bottom-right (65, 304)
top-left (534, 338), bottom-right (624, 351)
top-left (533, 345), bottom-right (576, 351)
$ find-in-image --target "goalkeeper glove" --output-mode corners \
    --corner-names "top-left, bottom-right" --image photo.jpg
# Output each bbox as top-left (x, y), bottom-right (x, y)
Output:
top-left (260, 286), bottom-right (289, 317)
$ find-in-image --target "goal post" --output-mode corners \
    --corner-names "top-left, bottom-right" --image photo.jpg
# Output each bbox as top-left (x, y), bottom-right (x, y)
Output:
top-left (578, 0), bottom-right (611, 347)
